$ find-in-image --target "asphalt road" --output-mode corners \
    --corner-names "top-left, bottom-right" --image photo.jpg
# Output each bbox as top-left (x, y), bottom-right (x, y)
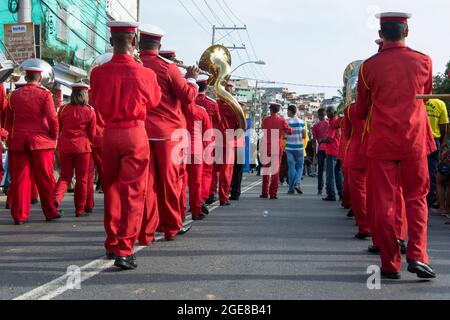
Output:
top-left (1, 175), bottom-right (450, 300)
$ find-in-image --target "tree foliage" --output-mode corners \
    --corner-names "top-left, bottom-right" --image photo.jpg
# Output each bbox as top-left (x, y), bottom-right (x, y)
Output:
top-left (433, 60), bottom-right (450, 104)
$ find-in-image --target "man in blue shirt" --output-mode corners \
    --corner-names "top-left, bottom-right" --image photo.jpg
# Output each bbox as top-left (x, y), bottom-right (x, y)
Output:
top-left (286, 105), bottom-right (307, 194)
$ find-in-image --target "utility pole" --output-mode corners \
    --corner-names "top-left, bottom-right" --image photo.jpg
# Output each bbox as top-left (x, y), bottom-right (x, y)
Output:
top-left (18, 0), bottom-right (32, 23)
top-left (212, 25), bottom-right (247, 50)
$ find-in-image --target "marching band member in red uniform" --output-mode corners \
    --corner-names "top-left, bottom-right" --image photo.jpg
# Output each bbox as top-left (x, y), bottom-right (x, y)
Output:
top-left (90, 21), bottom-right (161, 270)
top-left (195, 75), bottom-right (221, 211)
top-left (260, 103), bottom-right (293, 199)
top-left (210, 82), bottom-right (242, 206)
top-left (355, 13), bottom-right (436, 279)
top-left (138, 25), bottom-right (199, 241)
top-left (55, 83), bottom-right (96, 217)
top-left (185, 103), bottom-right (212, 220)
top-left (343, 104), bottom-right (371, 238)
top-left (6, 67), bottom-right (62, 225)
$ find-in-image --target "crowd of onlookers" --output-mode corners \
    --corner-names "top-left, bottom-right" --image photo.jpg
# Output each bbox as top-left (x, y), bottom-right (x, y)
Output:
top-left (275, 100), bottom-right (450, 226)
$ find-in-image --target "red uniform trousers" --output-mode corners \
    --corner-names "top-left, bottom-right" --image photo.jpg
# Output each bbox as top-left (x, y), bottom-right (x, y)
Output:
top-left (348, 168), bottom-right (370, 234)
top-left (209, 145), bottom-right (234, 203)
top-left (367, 158), bottom-right (429, 273)
top-left (201, 163), bottom-right (213, 202)
top-left (10, 149), bottom-right (58, 222)
top-left (187, 159), bottom-right (204, 217)
top-left (85, 154), bottom-right (95, 210)
top-left (261, 154), bottom-right (282, 198)
top-left (55, 152), bottom-right (91, 214)
top-left (367, 176), bottom-right (407, 247)
top-left (103, 125), bottom-right (149, 257)
top-left (86, 146), bottom-right (104, 210)
top-left (31, 174), bottom-right (39, 201)
top-left (179, 163), bottom-right (188, 220)
top-left (342, 167), bottom-right (351, 208)
top-left (138, 143), bottom-right (160, 246)
top-left (148, 140), bottom-right (182, 239)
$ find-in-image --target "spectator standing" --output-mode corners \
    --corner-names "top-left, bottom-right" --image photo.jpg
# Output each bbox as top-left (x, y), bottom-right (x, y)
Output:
top-left (312, 108), bottom-right (329, 195)
top-left (286, 105), bottom-right (306, 194)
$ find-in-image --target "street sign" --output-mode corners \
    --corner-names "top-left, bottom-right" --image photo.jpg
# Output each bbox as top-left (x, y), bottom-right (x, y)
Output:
top-left (3, 23), bottom-right (36, 64)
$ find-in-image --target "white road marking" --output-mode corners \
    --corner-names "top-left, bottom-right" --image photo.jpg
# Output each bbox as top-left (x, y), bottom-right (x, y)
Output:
top-left (13, 179), bottom-right (262, 300)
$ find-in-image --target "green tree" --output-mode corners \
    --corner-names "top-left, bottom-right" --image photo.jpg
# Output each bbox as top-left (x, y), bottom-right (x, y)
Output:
top-left (433, 60), bottom-right (450, 104)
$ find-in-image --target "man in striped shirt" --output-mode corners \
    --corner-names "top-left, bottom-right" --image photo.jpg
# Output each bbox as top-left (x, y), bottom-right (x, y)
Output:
top-left (286, 105), bottom-right (307, 194)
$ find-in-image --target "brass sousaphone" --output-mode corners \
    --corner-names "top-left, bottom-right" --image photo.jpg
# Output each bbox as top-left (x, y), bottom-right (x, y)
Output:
top-left (198, 45), bottom-right (247, 130)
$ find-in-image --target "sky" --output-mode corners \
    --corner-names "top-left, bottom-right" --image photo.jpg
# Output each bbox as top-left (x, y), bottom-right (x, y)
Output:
top-left (140, 0), bottom-right (450, 98)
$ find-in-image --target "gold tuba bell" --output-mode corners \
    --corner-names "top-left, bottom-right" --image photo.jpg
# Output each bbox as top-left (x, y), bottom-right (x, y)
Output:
top-left (199, 45), bottom-right (246, 130)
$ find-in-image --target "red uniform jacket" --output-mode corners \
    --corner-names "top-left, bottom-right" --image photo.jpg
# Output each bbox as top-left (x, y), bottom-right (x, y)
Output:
top-left (262, 114), bottom-right (293, 154)
top-left (325, 116), bottom-right (341, 157)
top-left (7, 83), bottom-right (58, 151)
top-left (89, 90), bottom-right (105, 148)
top-left (334, 116), bottom-right (348, 162)
top-left (186, 105), bottom-right (212, 155)
top-left (90, 54), bottom-right (161, 125)
top-left (140, 50), bottom-right (198, 139)
top-left (196, 93), bottom-right (222, 130)
top-left (57, 104), bottom-right (96, 153)
top-left (343, 103), bottom-right (367, 169)
top-left (355, 41), bottom-right (436, 160)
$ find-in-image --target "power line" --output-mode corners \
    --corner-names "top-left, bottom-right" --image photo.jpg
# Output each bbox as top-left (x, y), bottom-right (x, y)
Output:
top-left (190, 0), bottom-right (215, 26)
top-left (203, 0), bottom-right (225, 26)
top-left (40, 0), bottom-right (102, 54)
top-left (114, 0), bottom-right (137, 22)
top-left (221, 0), bottom-right (245, 25)
top-left (60, 0), bottom-right (110, 45)
top-left (232, 75), bottom-right (342, 89)
top-left (177, 0), bottom-right (211, 35)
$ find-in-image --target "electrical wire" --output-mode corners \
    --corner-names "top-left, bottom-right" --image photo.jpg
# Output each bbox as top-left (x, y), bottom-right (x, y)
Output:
top-left (40, 0), bottom-right (102, 54)
top-left (177, 0), bottom-right (211, 35)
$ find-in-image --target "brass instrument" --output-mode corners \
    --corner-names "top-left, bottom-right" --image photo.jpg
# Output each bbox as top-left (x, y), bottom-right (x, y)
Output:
top-left (89, 53), bottom-right (113, 79)
top-left (342, 60), bottom-right (363, 108)
top-left (176, 63), bottom-right (211, 77)
top-left (198, 44), bottom-right (246, 130)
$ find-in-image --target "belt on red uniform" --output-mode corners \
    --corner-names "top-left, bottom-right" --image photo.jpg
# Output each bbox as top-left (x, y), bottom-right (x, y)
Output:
top-left (105, 120), bottom-right (145, 128)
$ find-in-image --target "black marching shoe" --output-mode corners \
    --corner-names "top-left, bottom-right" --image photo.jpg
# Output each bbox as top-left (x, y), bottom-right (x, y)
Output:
top-left (220, 201), bottom-right (231, 207)
top-left (270, 196), bottom-right (278, 200)
top-left (201, 203), bottom-right (210, 215)
top-left (368, 245), bottom-right (380, 254)
top-left (5, 203), bottom-right (10, 209)
top-left (230, 194), bottom-right (240, 201)
top-left (85, 208), bottom-right (93, 214)
top-left (407, 260), bottom-right (436, 279)
top-left (46, 210), bottom-right (64, 222)
top-left (347, 209), bottom-right (354, 218)
top-left (114, 255), bottom-right (137, 270)
top-left (354, 233), bottom-right (371, 240)
top-left (178, 224), bottom-right (192, 236)
top-left (192, 214), bottom-right (207, 221)
top-left (106, 252), bottom-right (115, 260)
top-left (295, 186), bottom-right (303, 194)
top-left (205, 195), bottom-right (216, 205)
top-left (381, 271), bottom-right (401, 280)
top-left (322, 197), bottom-right (336, 202)
top-left (398, 240), bottom-right (406, 255)
top-left (14, 221), bottom-right (27, 226)
top-left (260, 194), bottom-right (269, 199)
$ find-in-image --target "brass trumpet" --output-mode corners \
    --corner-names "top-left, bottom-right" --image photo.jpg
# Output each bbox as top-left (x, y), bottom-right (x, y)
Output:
top-left (176, 63), bottom-right (211, 77)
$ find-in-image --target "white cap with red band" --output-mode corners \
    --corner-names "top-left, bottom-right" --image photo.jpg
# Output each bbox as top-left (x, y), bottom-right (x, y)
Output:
top-left (375, 12), bottom-right (412, 24)
top-left (71, 82), bottom-right (90, 90)
top-left (139, 24), bottom-right (166, 41)
top-left (107, 21), bottom-right (139, 33)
